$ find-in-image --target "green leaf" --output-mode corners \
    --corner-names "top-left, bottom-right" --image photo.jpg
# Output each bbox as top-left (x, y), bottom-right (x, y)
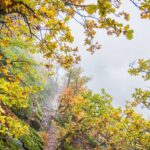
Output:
top-left (86, 5), bottom-right (98, 14)
top-left (126, 30), bottom-right (134, 40)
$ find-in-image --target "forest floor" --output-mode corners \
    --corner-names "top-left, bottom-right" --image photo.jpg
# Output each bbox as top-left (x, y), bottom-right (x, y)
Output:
top-left (42, 91), bottom-right (61, 150)
top-left (44, 110), bottom-right (57, 150)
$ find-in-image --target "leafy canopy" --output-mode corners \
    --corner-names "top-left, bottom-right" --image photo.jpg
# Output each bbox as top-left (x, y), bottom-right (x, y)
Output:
top-left (1, 0), bottom-right (149, 68)
top-left (55, 68), bottom-right (150, 150)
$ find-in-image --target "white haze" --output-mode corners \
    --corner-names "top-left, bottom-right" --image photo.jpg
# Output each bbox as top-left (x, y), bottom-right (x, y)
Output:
top-left (68, 1), bottom-right (150, 118)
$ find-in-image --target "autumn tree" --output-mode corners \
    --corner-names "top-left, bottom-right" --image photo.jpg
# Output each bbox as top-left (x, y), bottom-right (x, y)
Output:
top-left (1, 0), bottom-right (148, 68)
top-left (0, 39), bottom-right (33, 138)
top-left (129, 59), bottom-right (150, 110)
top-left (66, 67), bottom-right (90, 95)
top-left (55, 68), bottom-right (150, 150)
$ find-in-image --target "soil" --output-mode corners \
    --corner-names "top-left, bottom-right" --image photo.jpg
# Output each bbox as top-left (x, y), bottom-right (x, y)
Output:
top-left (42, 91), bottom-right (61, 150)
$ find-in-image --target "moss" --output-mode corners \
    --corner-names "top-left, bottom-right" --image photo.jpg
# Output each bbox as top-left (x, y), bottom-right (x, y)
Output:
top-left (63, 142), bottom-right (75, 150)
top-left (21, 128), bottom-right (44, 150)
top-left (86, 135), bottom-right (98, 148)
top-left (11, 106), bottom-right (32, 121)
top-left (0, 128), bottom-right (44, 150)
top-left (0, 136), bottom-right (22, 150)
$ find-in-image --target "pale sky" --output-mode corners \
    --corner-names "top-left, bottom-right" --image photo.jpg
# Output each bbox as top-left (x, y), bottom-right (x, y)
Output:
top-left (68, 1), bottom-right (150, 118)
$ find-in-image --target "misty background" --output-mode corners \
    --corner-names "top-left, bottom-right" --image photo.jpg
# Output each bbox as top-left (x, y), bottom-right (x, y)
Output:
top-left (67, 0), bottom-right (150, 118)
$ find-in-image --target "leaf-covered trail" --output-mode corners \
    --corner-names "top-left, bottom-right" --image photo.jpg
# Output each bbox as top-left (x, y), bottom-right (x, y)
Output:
top-left (45, 119), bottom-right (57, 150)
top-left (42, 92), bottom-right (61, 150)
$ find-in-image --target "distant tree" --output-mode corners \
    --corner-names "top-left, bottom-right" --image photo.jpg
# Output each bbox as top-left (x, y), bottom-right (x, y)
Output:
top-left (66, 67), bottom-right (90, 94)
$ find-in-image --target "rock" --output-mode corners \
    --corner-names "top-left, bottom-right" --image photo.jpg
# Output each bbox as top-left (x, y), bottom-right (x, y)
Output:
top-left (30, 119), bottom-right (41, 130)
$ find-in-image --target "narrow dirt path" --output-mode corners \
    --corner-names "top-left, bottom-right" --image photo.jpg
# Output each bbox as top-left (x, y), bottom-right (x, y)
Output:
top-left (45, 118), bottom-right (57, 150)
top-left (42, 91), bottom-right (61, 150)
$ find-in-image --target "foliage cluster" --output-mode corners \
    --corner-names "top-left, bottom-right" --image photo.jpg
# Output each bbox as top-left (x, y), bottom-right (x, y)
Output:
top-left (55, 67), bottom-right (150, 150)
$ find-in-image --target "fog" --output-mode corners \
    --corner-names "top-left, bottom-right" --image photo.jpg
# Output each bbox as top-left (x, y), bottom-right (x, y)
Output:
top-left (68, 1), bottom-right (150, 118)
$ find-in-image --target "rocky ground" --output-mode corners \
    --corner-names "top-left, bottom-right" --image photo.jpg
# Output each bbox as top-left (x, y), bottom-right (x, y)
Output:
top-left (45, 119), bottom-right (57, 150)
top-left (42, 92), bottom-right (61, 150)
